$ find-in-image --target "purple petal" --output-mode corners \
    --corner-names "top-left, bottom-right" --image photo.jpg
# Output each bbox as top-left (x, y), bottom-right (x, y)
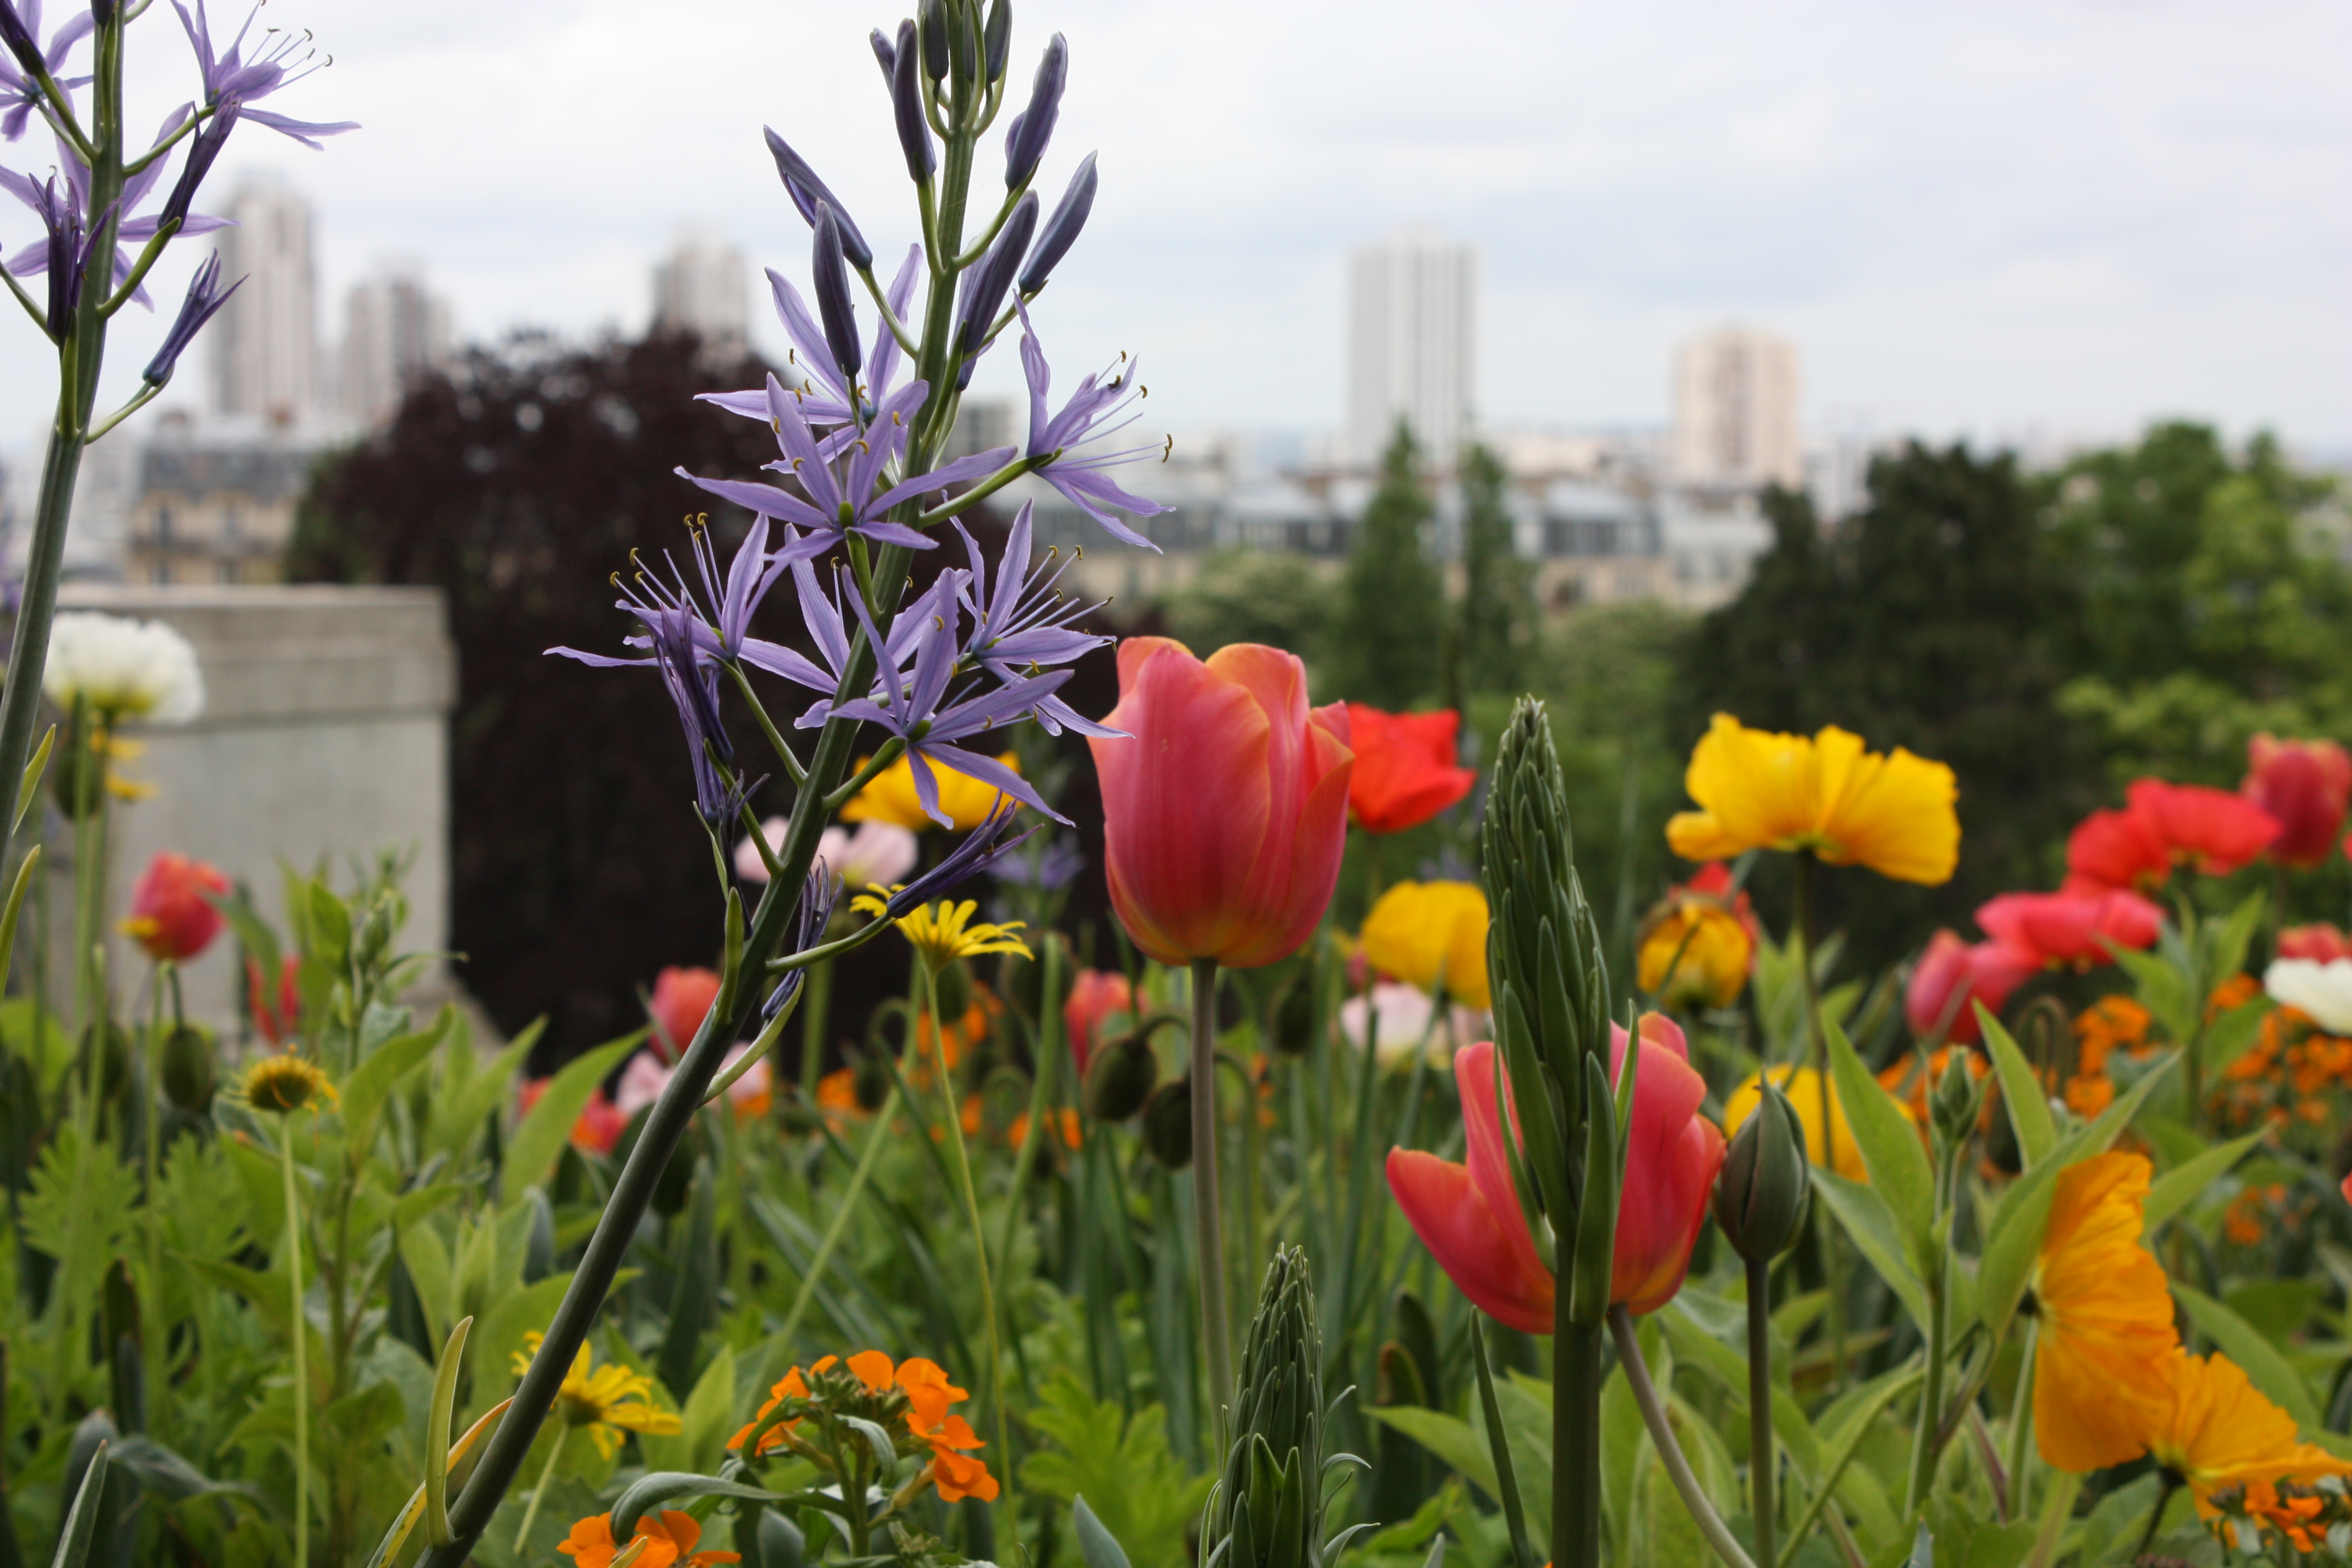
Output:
top-left (677, 469), bottom-right (829, 530)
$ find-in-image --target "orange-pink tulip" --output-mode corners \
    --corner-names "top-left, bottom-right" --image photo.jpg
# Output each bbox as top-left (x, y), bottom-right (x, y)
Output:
top-left (1088, 639), bottom-right (1353, 970)
top-left (1062, 968), bottom-right (1134, 1078)
top-left (1385, 1016), bottom-right (1725, 1332)
top-left (2244, 735), bottom-right (2352, 869)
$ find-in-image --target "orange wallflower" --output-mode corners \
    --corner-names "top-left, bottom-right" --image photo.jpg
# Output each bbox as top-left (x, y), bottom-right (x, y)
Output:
top-left (2034, 1152), bottom-right (2183, 1473)
top-left (558, 1510), bottom-right (738, 1567)
top-left (726, 1351), bottom-right (997, 1505)
top-left (2146, 1352), bottom-right (2352, 1517)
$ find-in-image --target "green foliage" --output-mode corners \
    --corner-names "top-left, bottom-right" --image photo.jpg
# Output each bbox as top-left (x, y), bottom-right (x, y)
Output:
top-left (1023, 1373), bottom-right (1210, 1568)
top-left (1164, 549), bottom-right (1338, 675)
top-left (1334, 423), bottom-right (1446, 707)
top-left (1455, 443), bottom-right (1536, 701)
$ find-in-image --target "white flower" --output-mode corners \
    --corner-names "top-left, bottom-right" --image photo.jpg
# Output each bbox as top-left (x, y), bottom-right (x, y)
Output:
top-left (2263, 957), bottom-right (2352, 1035)
top-left (734, 815), bottom-right (921, 892)
top-left (1336, 981), bottom-right (1482, 1066)
top-left (42, 612), bottom-right (204, 724)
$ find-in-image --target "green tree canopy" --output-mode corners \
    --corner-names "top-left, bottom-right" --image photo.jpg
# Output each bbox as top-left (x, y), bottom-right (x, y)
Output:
top-left (1333, 421), bottom-right (1445, 708)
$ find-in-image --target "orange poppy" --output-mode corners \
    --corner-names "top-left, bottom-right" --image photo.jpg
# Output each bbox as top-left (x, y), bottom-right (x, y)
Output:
top-left (2033, 1152), bottom-right (2182, 1473)
top-left (2146, 1352), bottom-right (2352, 1516)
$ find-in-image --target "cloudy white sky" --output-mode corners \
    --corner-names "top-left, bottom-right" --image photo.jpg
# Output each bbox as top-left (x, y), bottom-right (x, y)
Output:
top-left (7, 0), bottom-right (2349, 458)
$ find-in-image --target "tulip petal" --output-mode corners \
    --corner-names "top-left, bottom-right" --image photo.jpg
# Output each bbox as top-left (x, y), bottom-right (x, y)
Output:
top-left (1385, 1147), bottom-right (1555, 1335)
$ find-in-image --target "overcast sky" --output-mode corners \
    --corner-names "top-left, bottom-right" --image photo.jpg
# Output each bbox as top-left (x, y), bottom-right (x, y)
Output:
top-left (7, 0), bottom-right (2349, 459)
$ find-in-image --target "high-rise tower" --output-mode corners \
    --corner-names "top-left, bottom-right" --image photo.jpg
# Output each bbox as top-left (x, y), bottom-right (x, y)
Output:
top-left (209, 178), bottom-right (319, 422)
top-left (1670, 327), bottom-right (1804, 491)
top-left (1347, 225), bottom-right (1478, 468)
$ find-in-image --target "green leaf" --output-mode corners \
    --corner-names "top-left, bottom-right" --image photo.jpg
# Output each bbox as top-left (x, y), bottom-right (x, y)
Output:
top-left (638, 1341), bottom-right (734, 1479)
top-left (1025, 1371), bottom-right (1213, 1568)
top-left (608, 1474), bottom-right (794, 1543)
top-left (2175, 1283), bottom-right (2321, 1433)
top-left (2199, 999), bottom-right (2272, 1077)
top-left (1657, 1304), bottom-right (1823, 1477)
top-left (431, 1023), bottom-right (543, 1164)
top-left (1979, 1014), bottom-right (2055, 1169)
top-left (502, 1032), bottom-right (640, 1199)
top-left (424, 1316), bottom-right (473, 1546)
top-left (2142, 1129), bottom-right (2267, 1233)
top-left (49, 1440), bottom-right (107, 1568)
top-left (1826, 1020), bottom-right (1935, 1272)
top-left (306, 878), bottom-right (352, 973)
top-left (340, 1006), bottom-right (452, 1154)
top-left (1072, 1496), bottom-right (1135, 1568)
top-left (1811, 1170), bottom-right (1933, 1333)
top-left (472, 1272), bottom-right (590, 1410)
top-left (1926, 1497), bottom-right (2038, 1568)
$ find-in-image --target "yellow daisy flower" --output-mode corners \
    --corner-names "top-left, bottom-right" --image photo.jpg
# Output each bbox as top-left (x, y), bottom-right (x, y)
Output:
top-left (511, 1333), bottom-right (682, 1460)
top-left (237, 1053), bottom-right (336, 1117)
top-left (1664, 714), bottom-right (1959, 886)
top-left (851, 892), bottom-right (1031, 972)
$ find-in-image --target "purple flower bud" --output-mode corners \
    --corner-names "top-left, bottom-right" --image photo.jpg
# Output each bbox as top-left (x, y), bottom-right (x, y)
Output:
top-left (954, 2), bottom-right (978, 84)
top-left (90, 0), bottom-right (115, 28)
top-left (954, 190), bottom-right (1036, 386)
top-left (762, 127), bottom-right (875, 270)
top-left (144, 252), bottom-right (241, 385)
top-left (983, 0), bottom-right (1010, 83)
top-left (921, 0), bottom-right (949, 81)
top-left (890, 19), bottom-right (934, 181)
top-left (810, 203), bottom-right (863, 382)
top-left (159, 97), bottom-right (239, 232)
top-left (0, 2), bottom-right (40, 72)
top-left (1003, 33), bottom-right (1065, 188)
top-left (1018, 150), bottom-right (1096, 295)
top-left (869, 26), bottom-right (897, 85)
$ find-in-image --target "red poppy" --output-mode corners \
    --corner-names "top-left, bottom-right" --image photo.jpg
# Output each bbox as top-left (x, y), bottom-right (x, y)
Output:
top-left (647, 966), bottom-right (721, 1061)
top-left (2065, 805), bottom-right (2172, 895)
top-left (121, 852), bottom-right (230, 962)
top-left (1343, 704), bottom-right (1476, 835)
top-left (2244, 736), bottom-right (2352, 869)
top-left (2279, 924), bottom-right (2352, 963)
top-left (1977, 889), bottom-right (2163, 970)
top-left (1906, 930), bottom-right (2039, 1044)
top-left (2125, 779), bottom-right (2279, 877)
top-left (247, 953), bottom-right (301, 1043)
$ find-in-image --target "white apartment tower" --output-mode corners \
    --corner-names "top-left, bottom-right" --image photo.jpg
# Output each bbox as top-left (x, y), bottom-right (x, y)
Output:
top-left (1347, 225), bottom-right (1477, 469)
top-left (1671, 326), bottom-right (1804, 491)
top-left (652, 233), bottom-right (750, 356)
top-left (209, 179), bottom-right (319, 422)
top-left (340, 267), bottom-right (451, 426)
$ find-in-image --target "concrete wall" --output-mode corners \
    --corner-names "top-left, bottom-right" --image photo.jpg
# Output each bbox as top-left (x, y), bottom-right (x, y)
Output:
top-left (47, 584), bottom-right (454, 1030)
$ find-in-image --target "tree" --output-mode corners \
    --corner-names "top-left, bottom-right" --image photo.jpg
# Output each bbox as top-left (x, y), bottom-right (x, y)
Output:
top-left (1334, 421), bottom-right (1445, 707)
top-left (1455, 441), bottom-right (1535, 699)
top-left (1165, 547), bottom-right (1336, 675)
top-left (1675, 443), bottom-right (2098, 968)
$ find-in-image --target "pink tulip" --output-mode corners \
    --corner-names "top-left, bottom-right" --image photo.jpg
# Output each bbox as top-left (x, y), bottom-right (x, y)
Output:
top-left (1905, 930), bottom-right (2039, 1044)
top-left (1385, 1016), bottom-right (1725, 1332)
top-left (1062, 968), bottom-right (1134, 1078)
top-left (647, 965), bottom-right (721, 1062)
top-left (1088, 639), bottom-right (1352, 969)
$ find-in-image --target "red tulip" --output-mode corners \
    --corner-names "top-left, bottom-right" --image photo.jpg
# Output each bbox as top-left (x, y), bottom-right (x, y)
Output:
top-left (1090, 639), bottom-right (1353, 969)
top-left (2279, 924), bottom-right (2352, 963)
top-left (121, 851), bottom-right (230, 962)
top-left (649, 966), bottom-right (722, 1061)
top-left (1344, 704), bottom-right (1476, 835)
top-left (1062, 968), bottom-right (1134, 1078)
top-left (1976, 889), bottom-right (2163, 970)
top-left (1385, 1017), bottom-right (1725, 1332)
top-left (1907, 930), bottom-right (2039, 1044)
top-left (2244, 735), bottom-right (2352, 869)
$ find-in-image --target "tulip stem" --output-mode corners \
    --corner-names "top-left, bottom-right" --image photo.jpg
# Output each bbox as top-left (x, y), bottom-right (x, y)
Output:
top-left (1793, 854), bottom-right (1845, 1391)
top-left (1554, 1301), bottom-right (1602, 1568)
top-left (1611, 1305), bottom-right (1758, 1568)
top-left (1190, 957), bottom-right (1234, 1438)
top-left (1746, 1256), bottom-right (1777, 1568)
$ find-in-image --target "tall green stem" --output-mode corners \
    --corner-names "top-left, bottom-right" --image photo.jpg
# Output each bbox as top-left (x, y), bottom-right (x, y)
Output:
top-left (511, 1423), bottom-right (568, 1550)
top-left (1746, 1255), bottom-right (1777, 1568)
top-left (798, 955), bottom-right (834, 1103)
top-left (1190, 959), bottom-right (1234, 1430)
top-left (1793, 854), bottom-right (1844, 1389)
top-left (280, 1116), bottom-right (310, 1568)
top-left (1611, 1306), bottom-right (1758, 1568)
top-left (1553, 1308), bottom-right (1603, 1568)
top-left (1903, 1147), bottom-right (1956, 1518)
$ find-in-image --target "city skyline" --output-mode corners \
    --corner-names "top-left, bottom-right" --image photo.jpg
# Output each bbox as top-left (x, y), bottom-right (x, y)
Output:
top-left (4, 1), bottom-right (2344, 464)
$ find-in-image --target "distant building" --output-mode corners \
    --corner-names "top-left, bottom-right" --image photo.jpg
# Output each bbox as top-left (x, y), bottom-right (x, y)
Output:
top-left (652, 233), bottom-right (749, 356)
top-left (339, 266), bottom-right (450, 426)
top-left (945, 398), bottom-right (1019, 464)
top-left (1671, 326), bottom-right (1802, 492)
top-left (1347, 225), bottom-right (1478, 469)
top-left (126, 412), bottom-right (320, 585)
top-left (210, 179), bottom-right (320, 422)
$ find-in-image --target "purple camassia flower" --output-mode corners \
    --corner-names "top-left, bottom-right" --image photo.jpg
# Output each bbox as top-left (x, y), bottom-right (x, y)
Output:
top-left (829, 575), bottom-right (1071, 827)
top-left (876, 798), bottom-right (1039, 918)
top-left (676, 373), bottom-right (1014, 562)
top-left (172, 0), bottom-right (357, 148)
top-left (990, 831), bottom-right (1083, 890)
top-left (3, 118), bottom-right (232, 305)
top-left (1, 2), bottom-right (94, 142)
top-left (951, 502), bottom-right (1115, 738)
top-left (699, 244), bottom-right (922, 447)
top-left (1016, 301), bottom-right (1167, 550)
top-left (747, 553), bottom-right (945, 728)
top-left (143, 247), bottom-right (239, 382)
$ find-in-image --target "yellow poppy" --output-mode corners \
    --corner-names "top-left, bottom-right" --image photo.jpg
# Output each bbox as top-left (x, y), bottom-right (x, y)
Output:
top-left (2147, 1352), bottom-right (2352, 1516)
top-left (511, 1333), bottom-right (682, 1460)
top-left (851, 893), bottom-right (1031, 971)
top-left (1359, 880), bottom-right (1491, 1011)
top-left (840, 751), bottom-right (1022, 832)
top-left (1637, 897), bottom-right (1753, 1010)
top-left (1665, 715), bottom-right (1959, 886)
top-left (1723, 1065), bottom-right (1868, 1181)
top-left (2033, 1152), bottom-right (2182, 1473)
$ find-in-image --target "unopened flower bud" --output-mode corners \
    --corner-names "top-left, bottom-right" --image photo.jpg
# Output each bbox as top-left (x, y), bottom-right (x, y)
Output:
top-left (1017, 150), bottom-right (1096, 297)
top-left (1268, 976), bottom-right (1315, 1058)
top-left (852, 1053), bottom-right (891, 1112)
top-left (810, 202), bottom-right (863, 380)
top-left (1931, 1049), bottom-right (1981, 1151)
top-left (1085, 1030), bottom-right (1158, 1121)
top-left (931, 957), bottom-right (973, 1028)
top-left (982, 0), bottom-right (1010, 83)
top-left (869, 26), bottom-right (897, 85)
top-left (953, 190), bottom-right (1036, 386)
top-left (160, 1022), bottom-right (215, 1113)
top-left (0, 3), bottom-right (40, 73)
top-left (889, 19), bottom-right (934, 182)
top-left (920, 0), bottom-right (949, 80)
top-left (1140, 1076), bottom-right (1192, 1168)
top-left (762, 128), bottom-right (875, 269)
top-left (1713, 1077), bottom-right (1810, 1263)
top-left (1003, 33), bottom-right (1066, 188)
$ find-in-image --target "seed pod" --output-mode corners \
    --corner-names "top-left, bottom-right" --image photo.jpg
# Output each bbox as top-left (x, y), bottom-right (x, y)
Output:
top-left (159, 1022), bottom-right (216, 1113)
top-left (1712, 1077), bottom-right (1811, 1263)
top-left (852, 1052), bottom-right (891, 1112)
top-left (1140, 1076), bottom-right (1192, 1169)
top-left (1085, 1030), bottom-right (1158, 1122)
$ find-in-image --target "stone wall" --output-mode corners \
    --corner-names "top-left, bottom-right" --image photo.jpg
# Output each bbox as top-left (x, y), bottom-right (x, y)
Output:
top-left (46, 584), bottom-right (454, 1030)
